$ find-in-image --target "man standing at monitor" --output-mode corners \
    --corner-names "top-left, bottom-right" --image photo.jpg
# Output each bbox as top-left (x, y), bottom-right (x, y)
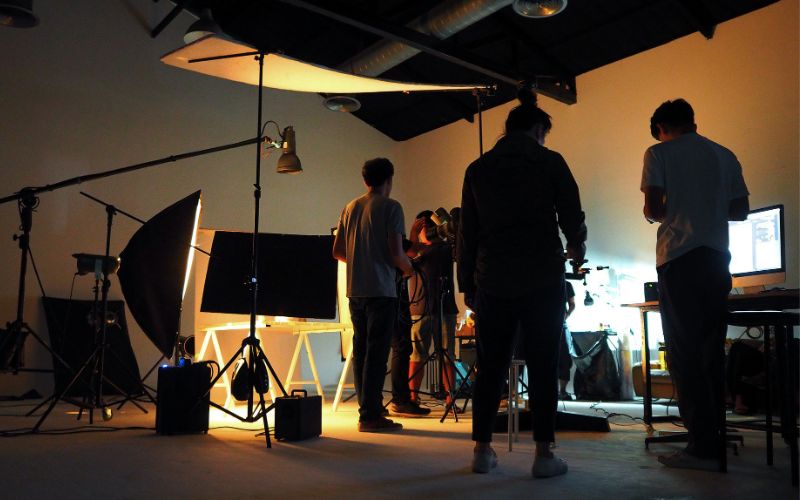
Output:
top-left (333, 158), bottom-right (415, 432)
top-left (641, 99), bottom-right (749, 470)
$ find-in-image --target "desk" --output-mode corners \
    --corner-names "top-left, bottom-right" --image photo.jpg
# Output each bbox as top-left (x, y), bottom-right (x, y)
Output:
top-left (199, 320), bottom-right (349, 409)
top-left (622, 289), bottom-right (799, 430)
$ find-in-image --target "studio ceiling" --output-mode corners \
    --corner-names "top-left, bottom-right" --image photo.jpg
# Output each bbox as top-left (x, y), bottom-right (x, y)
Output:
top-left (154, 0), bottom-right (779, 141)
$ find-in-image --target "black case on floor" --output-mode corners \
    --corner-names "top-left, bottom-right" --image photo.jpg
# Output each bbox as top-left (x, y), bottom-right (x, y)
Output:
top-left (274, 389), bottom-right (321, 441)
top-left (156, 362), bottom-right (210, 435)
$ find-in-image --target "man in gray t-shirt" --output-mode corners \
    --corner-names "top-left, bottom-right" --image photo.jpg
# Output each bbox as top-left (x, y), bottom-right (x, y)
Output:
top-left (333, 158), bottom-right (413, 433)
top-left (641, 99), bottom-right (749, 471)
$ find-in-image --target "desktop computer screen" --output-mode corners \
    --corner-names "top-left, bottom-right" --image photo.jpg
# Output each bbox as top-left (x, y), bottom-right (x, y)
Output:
top-left (728, 204), bottom-right (785, 290)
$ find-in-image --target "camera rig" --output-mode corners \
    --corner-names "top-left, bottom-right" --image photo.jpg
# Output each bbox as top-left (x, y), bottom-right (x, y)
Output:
top-left (423, 207), bottom-right (460, 245)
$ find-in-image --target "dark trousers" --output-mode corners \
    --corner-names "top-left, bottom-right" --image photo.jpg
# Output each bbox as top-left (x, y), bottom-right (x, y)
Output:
top-left (390, 302), bottom-right (412, 403)
top-left (658, 246), bottom-right (731, 458)
top-left (349, 297), bottom-right (397, 421)
top-left (471, 277), bottom-right (565, 443)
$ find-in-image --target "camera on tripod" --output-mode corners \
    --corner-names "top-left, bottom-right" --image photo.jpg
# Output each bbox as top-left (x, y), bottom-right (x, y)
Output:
top-left (423, 207), bottom-right (460, 245)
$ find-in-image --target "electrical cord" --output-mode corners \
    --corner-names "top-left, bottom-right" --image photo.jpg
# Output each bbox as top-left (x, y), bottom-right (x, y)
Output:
top-left (0, 425), bottom-right (155, 437)
top-left (588, 401), bottom-right (647, 427)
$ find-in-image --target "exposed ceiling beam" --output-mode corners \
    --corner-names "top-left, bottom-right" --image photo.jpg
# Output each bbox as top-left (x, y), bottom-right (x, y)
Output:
top-left (277, 0), bottom-right (521, 86)
top-left (676, 0), bottom-right (717, 39)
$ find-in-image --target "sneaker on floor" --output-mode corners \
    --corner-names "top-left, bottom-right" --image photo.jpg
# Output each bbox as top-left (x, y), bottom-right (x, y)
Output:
top-left (657, 450), bottom-right (719, 472)
top-left (390, 400), bottom-right (431, 417)
top-left (358, 417), bottom-right (403, 433)
top-left (472, 447), bottom-right (498, 473)
top-left (532, 455), bottom-right (568, 478)
top-left (558, 391), bottom-right (574, 401)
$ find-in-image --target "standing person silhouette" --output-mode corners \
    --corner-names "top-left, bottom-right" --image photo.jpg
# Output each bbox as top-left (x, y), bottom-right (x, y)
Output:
top-left (641, 98), bottom-right (749, 470)
top-left (333, 158), bottom-right (414, 432)
top-left (457, 89), bottom-right (587, 477)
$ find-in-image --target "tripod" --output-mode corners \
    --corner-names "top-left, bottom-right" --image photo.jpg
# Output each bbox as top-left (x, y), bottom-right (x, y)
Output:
top-left (32, 197), bottom-right (148, 431)
top-left (198, 51), bottom-right (287, 447)
top-left (408, 269), bottom-right (461, 421)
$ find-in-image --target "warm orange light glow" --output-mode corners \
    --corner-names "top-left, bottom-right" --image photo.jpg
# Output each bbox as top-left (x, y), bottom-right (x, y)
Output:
top-left (182, 198), bottom-right (202, 300)
top-left (161, 36), bottom-right (485, 93)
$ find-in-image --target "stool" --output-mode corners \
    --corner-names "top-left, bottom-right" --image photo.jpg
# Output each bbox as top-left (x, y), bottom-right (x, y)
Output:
top-left (508, 359), bottom-right (526, 451)
top-left (726, 310), bottom-right (799, 487)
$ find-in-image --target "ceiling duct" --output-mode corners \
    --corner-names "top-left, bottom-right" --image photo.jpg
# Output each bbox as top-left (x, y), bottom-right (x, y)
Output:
top-left (338, 0), bottom-right (514, 77)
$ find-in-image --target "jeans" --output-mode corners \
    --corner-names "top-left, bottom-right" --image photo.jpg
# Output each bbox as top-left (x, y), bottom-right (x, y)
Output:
top-left (471, 276), bottom-right (565, 443)
top-left (658, 246), bottom-right (731, 458)
top-left (349, 297), bottom-right (397, 421)
top-left (390, 301), bottom-right (412, 403)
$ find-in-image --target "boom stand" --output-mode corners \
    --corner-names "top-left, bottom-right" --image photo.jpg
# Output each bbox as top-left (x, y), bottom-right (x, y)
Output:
top-left (32, 198), bottom-right (148, 431)
top-left (199, 51), bottom-right (287, 448)
top-left (1, 190), bottom-right (75, 394)
top-left (79, 192), bottom-right (157, 411)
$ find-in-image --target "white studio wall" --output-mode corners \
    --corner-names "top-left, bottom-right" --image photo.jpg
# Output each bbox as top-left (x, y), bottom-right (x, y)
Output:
top-left (0, 0), bottom-right (797, 398)
top-left (0, 0), bottom-right (399, 396)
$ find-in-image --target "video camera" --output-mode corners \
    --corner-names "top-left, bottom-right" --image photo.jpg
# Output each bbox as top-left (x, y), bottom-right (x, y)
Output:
top-left (423, 207), bottom-right (460, 244)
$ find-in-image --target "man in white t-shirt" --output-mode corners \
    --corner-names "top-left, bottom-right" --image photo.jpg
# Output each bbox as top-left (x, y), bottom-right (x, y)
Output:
top-left (334, 158), bottom-right (414, 432)
top-left (641, 99), bottom-right (749, 471)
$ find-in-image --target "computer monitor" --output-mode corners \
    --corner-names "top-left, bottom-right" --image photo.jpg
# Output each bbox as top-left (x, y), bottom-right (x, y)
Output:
top-left (728, 204), bottom-right (785, 291)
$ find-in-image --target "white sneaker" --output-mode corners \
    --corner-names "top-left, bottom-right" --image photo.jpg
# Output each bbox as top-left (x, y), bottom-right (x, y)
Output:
top-left (532, 455), bottom-right (568, 478)
top-left (471, 447), bottom-right (498, 473)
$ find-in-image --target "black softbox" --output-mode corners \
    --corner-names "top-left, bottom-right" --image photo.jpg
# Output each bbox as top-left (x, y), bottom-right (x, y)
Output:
top-left (118, 191), bottom-right (201, 359)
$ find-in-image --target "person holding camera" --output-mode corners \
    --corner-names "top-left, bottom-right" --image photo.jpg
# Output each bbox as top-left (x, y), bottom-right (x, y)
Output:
top-left (407, 210), bottom-right (460, 410)
top-left (333, 158), bottom-right (414, 433)
top-left (457, 90), bottom-right (587, 477)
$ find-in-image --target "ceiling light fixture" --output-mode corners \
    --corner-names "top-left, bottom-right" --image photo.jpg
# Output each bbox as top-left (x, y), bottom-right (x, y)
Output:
top-left (323, 95), bottom-right (362, 113)
top-left (512, 0), bottom-right (568, 19)
top-left (183, 8), bottom-right (220, 44)
top-left (0, 0), bottom-right (38, 28)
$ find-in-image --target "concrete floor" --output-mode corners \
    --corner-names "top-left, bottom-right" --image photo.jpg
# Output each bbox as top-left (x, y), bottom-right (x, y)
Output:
top-left (0, 397), bottom-right (796, 499)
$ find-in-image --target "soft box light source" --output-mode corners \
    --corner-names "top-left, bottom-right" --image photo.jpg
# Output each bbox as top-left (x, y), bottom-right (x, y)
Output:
top-left (117, 191), bottom-right (202, 360)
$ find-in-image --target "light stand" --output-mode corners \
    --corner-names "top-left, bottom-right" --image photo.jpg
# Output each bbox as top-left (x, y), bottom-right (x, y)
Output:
top-left (31, 196), bottom-right (149, 431)
top-left (0, 190), bottom-right (74, 388)
top-left (78, 192), bottom-right (158, 410)
top-left (197, 51), bottom-right (288, 447)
